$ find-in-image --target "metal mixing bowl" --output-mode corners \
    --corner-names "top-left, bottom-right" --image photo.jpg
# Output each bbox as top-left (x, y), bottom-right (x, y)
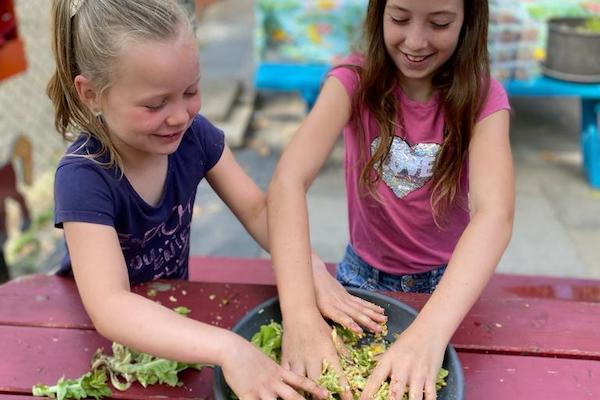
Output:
top-left (213, 288), bottom-right (464, 400)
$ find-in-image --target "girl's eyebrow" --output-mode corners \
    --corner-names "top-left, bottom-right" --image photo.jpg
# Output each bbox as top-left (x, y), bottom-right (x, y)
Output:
top-left (190, 76), bottom-right (201, 86)
top-left (429, 10), bottom-right (457, 17)
top-left (387, 5), bottom-right (457, 17)
top-left (139, 76), bottom-right (201, 101)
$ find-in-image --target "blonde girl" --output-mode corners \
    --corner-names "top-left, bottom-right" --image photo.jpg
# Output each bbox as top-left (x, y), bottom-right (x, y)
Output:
top-left (48, 0), bottom-right (340, 398)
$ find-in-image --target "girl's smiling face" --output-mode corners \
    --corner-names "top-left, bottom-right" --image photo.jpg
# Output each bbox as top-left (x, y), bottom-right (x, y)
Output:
top-left (99, 28), bottom-right (201, 163)
top-left (383, 0), bottom-right (464, 85)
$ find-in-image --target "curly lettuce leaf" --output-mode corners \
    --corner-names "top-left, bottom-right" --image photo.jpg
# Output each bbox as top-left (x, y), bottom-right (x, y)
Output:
top-left (32, 370), bottom-right (111, 400)
top-left (91, 342), bottom-right (202, 391)
top-left (250, 321), bottom-right (283, 363)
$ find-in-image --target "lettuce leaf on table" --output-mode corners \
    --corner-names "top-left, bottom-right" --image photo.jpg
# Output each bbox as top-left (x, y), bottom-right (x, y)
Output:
top-left (31, 370), bottom-right (112, 400)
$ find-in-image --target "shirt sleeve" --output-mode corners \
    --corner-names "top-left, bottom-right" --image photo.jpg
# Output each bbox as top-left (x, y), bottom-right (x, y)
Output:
top-left (327, 54), bottom-right (362, 99)
top-left (188, 114), bottom-right (225, 171)
top-left (54, 160), bottom-right (116, 229)
top-left (477, 78), bottom-right (511, 122)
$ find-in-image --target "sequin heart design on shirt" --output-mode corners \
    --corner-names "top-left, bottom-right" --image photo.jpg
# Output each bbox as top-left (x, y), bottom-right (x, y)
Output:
top-left (371, 136), bottom-right (441, 198)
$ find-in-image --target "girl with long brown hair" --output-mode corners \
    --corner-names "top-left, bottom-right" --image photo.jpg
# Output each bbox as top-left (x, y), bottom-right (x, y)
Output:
top-left (268, 0), bottom-right (514, 399)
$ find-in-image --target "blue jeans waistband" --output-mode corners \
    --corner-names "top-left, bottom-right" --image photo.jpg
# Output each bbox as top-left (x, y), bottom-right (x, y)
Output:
top-left (336, 244), bottom-right (446, 294)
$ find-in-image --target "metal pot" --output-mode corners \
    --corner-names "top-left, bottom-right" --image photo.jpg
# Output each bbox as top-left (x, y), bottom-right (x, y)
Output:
top-left (543, 17), bottom-right (600, 83)
top-left (213, 288), bottom-right (464, 400)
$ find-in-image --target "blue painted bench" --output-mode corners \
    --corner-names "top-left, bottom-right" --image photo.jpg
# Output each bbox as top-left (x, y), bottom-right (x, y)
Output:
top-left (255, 62), bottom-right (600, 188)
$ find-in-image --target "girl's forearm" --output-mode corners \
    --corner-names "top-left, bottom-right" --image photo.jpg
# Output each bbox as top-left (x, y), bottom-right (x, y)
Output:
top-left (243, 202), bottom-right (271, 253)
top-left (409, 210), bottom-right (513, 343)
top-left (267, 176), bottom-right (320, 318)
top-left (89, 290), bottom-right (243, 366)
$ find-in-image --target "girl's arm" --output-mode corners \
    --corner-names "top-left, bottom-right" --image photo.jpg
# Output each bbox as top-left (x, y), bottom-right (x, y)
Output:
top-left (205, 144), bottom-right (270, 250)
top-left (64, 221), bottom-right (327, 400)
top-left (360, 109), bottom-right (514, 400)
top-left (206, 140), bottom-right (386, 335)
top-left (266, 77), bottom-right (383, 396)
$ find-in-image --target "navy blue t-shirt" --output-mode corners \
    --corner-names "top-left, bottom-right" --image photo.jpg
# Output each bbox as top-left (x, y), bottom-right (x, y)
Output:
top-left (54, 115), bottom-right (225, 284)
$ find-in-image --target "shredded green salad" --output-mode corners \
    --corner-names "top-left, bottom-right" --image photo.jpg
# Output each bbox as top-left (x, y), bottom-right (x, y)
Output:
top-left (250, 321), bottom-right (448, 400)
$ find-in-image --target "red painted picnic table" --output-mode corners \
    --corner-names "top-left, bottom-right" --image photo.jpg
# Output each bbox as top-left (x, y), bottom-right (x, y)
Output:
top-left (1, 256), bottom-right (600, 399)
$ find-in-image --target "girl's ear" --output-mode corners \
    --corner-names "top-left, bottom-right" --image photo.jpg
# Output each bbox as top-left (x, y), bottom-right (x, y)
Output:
top-left (74, 74), bottom-right (101, 114)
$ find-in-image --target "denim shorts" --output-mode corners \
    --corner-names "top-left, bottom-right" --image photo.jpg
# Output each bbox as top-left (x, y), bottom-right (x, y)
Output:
top-left (336, 244), bottom-right (446, 294)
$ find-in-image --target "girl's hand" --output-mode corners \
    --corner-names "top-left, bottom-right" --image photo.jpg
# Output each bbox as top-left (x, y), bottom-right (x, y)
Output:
top-left (311, 256), bottom-right (387, 334)
top-left (359, 324), bottom-right (446, 400)
top-left (282, 310), bottom-right (353, 400)
top-left (222, 334), bottom-right (329, 400)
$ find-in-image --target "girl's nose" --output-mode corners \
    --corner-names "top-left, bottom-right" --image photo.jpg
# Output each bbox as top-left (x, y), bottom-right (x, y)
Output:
top-left (166, 103), bottom-right (189, 127)
top-left (404, 25), bottom-right (428, 52)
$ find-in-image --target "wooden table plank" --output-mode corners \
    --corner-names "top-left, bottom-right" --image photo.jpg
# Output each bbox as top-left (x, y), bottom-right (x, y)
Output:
top-left (0, 275), bottom-right (276, 330)
top-left (2, 325), bottom-right (598, 399)
top-left (388, 293), bottom-right (600, 359)
top-left (188, 256), bottom-right (600, 303)
top-left (460, 352), bottom-right (600, 399)
top-left (0, 275), bottom-right (90, 328)
top-left (2, 276), bottom-right (600, 359)
top-left (483, 274), bottom-right (600, 303)
top-left (0, 325), bottom-right (212, 399)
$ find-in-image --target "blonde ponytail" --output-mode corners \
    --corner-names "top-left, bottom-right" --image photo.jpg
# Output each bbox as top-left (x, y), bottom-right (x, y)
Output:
top-left (47, 0), bottom-right (93, 141)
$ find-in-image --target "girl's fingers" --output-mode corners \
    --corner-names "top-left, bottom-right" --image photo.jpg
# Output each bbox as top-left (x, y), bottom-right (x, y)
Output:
top-left (343, 295), bottom-right (386, 318)
top-left (281, 357), bottom-right (292, 371)
top-left (350, 295), bottom-right (386, 314)
top-left (423, 377), bottom-right (438, 400)
top-left (407, 375), bottom-right (426, 400)
top-left (328, 308), bottom-right (364, 334)
top-left (273, 385), bottom-right (303, 400)
top-left (390, 374), bottom-right (408, 400)
top-left (337, 301), bottom-right (386, 333)
top-left (336, 369), bottom-right (353, 400)
top-left (288, 360), bottom-right (307, 380)
top-left (332, 330), bottom-right (351, 358)
top-left (356, 310), bottom-right (387, 332)
top-left (307, 356), bottom-right (328, 384)
top-left (280, 370), bottom-right (328, 400)
top-left (359, 306), bottom-right (388, 324)
top-left (359, 364), bottom-right (390, 400)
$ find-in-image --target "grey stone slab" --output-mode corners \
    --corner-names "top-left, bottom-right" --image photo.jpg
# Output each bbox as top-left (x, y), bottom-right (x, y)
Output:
top-left (197, 0), bottom-right (255, 84)
top-left (497, 191), bottom-right (588, 277)
top-left (213, 97), bottom-right (255, 148)
top-left (566, 229), bottom-right (600, 278)
top-left (307, 164), bottom-right (349, 263)
top-left (541, 179), bottom-right (600, 229)
top-left (200, 79), bottom-right (241, 122)
top-left (190, 147), bottom-right (277, 257)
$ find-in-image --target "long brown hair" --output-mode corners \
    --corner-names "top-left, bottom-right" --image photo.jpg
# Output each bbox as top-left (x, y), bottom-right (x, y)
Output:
top-left (47, 0), bottom-right (191, 169)
top-left (350, 0), bottom-right (490, 221)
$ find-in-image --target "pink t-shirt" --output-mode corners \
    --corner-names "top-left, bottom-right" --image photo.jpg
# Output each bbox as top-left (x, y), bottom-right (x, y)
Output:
top-left (329, 58), bottom-right (510, 275)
